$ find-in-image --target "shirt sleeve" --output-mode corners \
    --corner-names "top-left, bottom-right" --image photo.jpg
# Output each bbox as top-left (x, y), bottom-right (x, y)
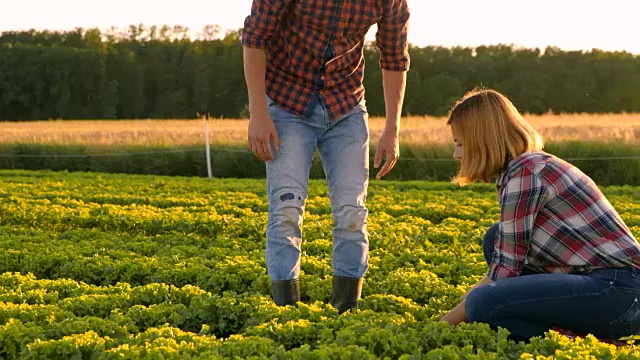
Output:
top-left (375, 0), bottom-right (410, 71)
top-left (241, 0), bottom-right (294, 50)
top-left (488, 166), bottom-right (548, 280)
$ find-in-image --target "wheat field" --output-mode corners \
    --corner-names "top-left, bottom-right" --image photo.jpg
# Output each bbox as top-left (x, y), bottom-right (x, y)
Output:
top-left (1, 114), bottom-right (639, 147)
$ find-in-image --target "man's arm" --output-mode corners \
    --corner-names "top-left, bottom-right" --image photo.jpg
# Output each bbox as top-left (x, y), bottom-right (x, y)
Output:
top-left (243, 47), bottom-right (277, 161)
top-left (374, 69), bottom-right (406, 179)
top-left (373, 0), bottom-right (410, 179)
top-left (242, 0), bottom-right (293, 161)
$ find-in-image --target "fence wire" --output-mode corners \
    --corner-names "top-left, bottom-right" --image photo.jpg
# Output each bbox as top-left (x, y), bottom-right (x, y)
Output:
top-left (1, 147), bottom-right (639, 162)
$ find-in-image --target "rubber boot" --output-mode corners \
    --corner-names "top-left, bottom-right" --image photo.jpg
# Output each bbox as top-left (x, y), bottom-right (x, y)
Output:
top-left (331, 276), bottom-right (363, 314)
top-left (271, 279), bottom-right (300, 306)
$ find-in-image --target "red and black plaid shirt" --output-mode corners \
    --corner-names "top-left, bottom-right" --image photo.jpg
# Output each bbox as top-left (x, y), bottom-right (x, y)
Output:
top-left (242, 0), bottom-right (410, 120)
top-left (489, 152), bottom-right (640, 280)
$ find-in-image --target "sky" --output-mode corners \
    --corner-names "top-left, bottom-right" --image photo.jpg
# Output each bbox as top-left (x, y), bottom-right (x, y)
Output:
top-left (1, 0), bottom-right (638, 54)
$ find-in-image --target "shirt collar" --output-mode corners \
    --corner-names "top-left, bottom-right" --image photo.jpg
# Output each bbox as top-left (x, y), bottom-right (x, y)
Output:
top-left (495, 152), bottom-right (536, 190)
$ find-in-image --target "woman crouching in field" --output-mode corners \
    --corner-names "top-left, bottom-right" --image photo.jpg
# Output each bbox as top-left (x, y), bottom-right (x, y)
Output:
top-left (440, 88), bottom-right (640, 343)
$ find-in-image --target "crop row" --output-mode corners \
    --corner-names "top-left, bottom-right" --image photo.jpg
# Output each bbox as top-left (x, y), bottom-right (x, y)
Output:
top-left (0, 170), bottom-right (638, 358)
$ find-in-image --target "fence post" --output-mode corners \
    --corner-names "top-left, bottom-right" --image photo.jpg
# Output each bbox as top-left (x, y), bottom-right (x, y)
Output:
top-left (204, 114), bottom-right (212, 178)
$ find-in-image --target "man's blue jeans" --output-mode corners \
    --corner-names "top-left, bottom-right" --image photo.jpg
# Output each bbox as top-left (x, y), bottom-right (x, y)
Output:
top-left (265, 95), bottom-right (369, 281)
top-left (468, 223), bottom-right (640, 341)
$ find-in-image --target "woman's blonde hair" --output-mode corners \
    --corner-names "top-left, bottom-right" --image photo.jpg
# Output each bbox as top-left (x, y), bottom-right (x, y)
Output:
top-left (447, 88), bottom-right (544, 186)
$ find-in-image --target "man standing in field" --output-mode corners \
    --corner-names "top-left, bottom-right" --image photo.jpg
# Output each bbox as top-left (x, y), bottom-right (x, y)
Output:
top-left (242, 0), bottom-right (410, 312)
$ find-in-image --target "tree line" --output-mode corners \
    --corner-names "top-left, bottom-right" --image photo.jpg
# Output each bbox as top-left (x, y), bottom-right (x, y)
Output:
top-left (1, 25), bottom-right (639, 121)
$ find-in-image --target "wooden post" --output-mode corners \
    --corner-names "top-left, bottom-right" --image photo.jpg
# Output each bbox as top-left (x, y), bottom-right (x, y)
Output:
top-left (204, 113), bottom-right (212, 178)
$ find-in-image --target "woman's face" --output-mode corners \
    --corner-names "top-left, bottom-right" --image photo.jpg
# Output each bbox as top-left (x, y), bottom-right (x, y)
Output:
top-left (450, 124), bottom-right (463, 160)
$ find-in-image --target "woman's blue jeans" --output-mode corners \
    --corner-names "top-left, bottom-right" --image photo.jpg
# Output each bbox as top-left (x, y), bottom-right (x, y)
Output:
top-left (264, 95), bottom-right (369, 281)
top-left (467, 223), bottom-right (640, 341)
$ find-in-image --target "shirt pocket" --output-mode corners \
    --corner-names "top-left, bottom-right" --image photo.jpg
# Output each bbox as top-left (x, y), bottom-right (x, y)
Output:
top-left (295, 2), bottom-right (330, 33)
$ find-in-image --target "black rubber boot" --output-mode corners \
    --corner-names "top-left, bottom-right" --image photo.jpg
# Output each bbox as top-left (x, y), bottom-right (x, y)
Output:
top-left (331, 276), bottom-right (363, 314)
top-left (271, 279), bottom-right (300, 306)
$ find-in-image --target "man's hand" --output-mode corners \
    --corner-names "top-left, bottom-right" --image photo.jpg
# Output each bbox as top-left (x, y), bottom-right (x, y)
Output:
top-left (373, 129), bottom-right (399, 179)
top-left (248, 115), bottom-right (279, 162)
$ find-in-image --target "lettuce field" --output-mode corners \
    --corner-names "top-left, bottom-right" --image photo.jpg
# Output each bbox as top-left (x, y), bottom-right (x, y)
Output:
top-left (0, 169), bottom-right (639, 359)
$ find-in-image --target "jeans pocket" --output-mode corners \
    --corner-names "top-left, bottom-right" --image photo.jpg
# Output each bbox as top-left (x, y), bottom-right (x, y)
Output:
top-left (266, 95), bottom-right (276, 109)
top-left (614, 268), bottom-right (640, 291)
top-left (356, 97), bottom-right (367, 113)
top-left (609, 296), bottom-right (640, 339)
